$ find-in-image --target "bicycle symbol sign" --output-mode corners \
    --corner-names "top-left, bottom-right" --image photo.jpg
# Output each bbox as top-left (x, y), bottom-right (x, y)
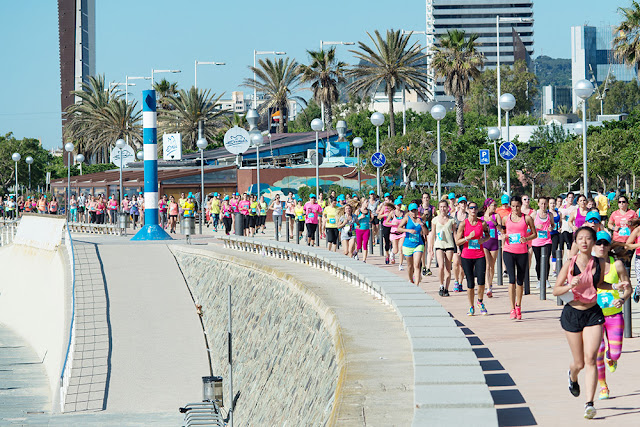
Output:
top-left (499, 141), bottom-right (518, 160)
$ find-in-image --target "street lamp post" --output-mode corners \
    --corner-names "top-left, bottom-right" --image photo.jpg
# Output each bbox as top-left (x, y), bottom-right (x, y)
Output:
top-left (64, 142), bottom-right (74, 221)
top-left (370, 112), bottom-right (384, 195)
top-left (487, 127), bottom-right (501, 166)
top-left (197, 136), bottom-right (208, 235)
top-left (575, 79), bottom-right (595, 195)
top-left (352, 137), bottom-right (364, 192)
top-left (334, 120), bottom-right (347, 162)
top-left (76, 154), bottom-right (85, 175)
top-left (150, 69), bottom-right (181, 88)
top-left (311, 118), bottom-right (323, 197)
top-left (116, 139), bottom-right (126, 212)
top-left (25, 156), bottom-right (33, 194)
top-left (430, 104), bottom-right (446, 201)
top-left (195, 60), bottom-right (225, 90)
top-left (499, 93), bottom-right (516, 197)
top-left (318, 41), bottom-right (354, 131)
top-left (252, 51), bottom-right (286, 109)
top-left (12, 153), bottom-right (20, 202)
top-left (246, 109), bottom-right (261, 197)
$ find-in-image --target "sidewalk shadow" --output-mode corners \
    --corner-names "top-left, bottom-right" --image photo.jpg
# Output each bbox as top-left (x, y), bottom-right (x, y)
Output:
top-left (458, 320), bottom-right (538, 427)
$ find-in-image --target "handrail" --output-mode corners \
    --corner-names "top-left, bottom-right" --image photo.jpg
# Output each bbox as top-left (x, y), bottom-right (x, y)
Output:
top-left (59, 223), bottom-right (76, 412)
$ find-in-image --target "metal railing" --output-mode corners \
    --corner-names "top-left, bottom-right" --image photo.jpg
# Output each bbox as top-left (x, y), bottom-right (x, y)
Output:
top-left (181, 401), bottom-right (225, 426)
top-left (67, 221), bottom-right (119, 235)
top-left (59, 225), bottom-right (76, 412)
top-left (0, 219), bottom-right (19, 246)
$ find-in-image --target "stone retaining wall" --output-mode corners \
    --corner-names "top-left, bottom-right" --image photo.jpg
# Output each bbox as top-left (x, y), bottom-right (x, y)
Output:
top-left (170, 246), bottom-right (345, 426)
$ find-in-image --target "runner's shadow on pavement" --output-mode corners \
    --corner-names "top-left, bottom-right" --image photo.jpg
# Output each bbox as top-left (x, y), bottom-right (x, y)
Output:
top-left (457, 320), bottom-right (538, 426)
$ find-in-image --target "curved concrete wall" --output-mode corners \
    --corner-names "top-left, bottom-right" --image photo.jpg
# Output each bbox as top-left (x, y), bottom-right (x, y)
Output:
top-left (171, 246), bottom-right (345, 426)
top-left (0, 217), bottom-right (68, 406)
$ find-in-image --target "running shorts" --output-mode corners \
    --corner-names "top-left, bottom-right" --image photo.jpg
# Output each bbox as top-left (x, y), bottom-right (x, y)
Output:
top-left (560, 304), bottom-right (605, 333)
top-left (403, 245), bottom-right (425, 257)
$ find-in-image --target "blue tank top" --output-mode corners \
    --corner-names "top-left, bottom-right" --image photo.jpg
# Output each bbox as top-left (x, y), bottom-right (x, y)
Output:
top-left (356, 211), bottom-right (371, 230)
top-left (403, 216), bottom-right (424, 248)
top-left (551, 209), bottom-right (560, 235)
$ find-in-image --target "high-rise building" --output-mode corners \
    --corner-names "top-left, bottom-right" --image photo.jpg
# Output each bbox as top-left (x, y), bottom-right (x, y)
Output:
top-left (571, 25), bottom-right (637, 112)
top-left (58, 0), bottom-right (95, 132)
top-left (427, 0), bottom-right (534, 100)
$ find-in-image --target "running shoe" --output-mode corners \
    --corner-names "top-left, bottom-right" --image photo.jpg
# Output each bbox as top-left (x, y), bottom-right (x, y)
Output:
top-left (390, 253), bottom-right (396, 264)
top-left (515, 306), bottom-right (522, 320)
top-left (398, 264), bottom-right (404, 271)
top-left (486, 288), bottom-right (493, 298)
top-left (584, 402), bottom-right (596, 419)
top-left (426, 268), bottom-right (433, 276)
top-left (385, 256), bottom-right (389, 265)
top-left (569, 370), bottom-right (580, 397)
top-left (422, 267), bottom-right (427, 276)
top-left (438, 287), bottom-right (444, 297)
top-left (453, 281), bottom-right (461, 292)
top-left (606, 358), bottom-right (617, 373)
top-left (510, 309), bottom-right (516, 320)
top-left (477, 301), bottom-right (488, 315)
top-left (633, 285), bottom-right (640, 303)
top-left (598, 387), bottom-right (609, 400)
top-left (443, 289), bottom-right (450, 297)
top-left (467, 306), bottom-right (475, 316)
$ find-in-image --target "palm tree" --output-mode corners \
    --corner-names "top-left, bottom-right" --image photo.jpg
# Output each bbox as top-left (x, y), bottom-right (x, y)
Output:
top-left (347, 29), bottom-right (431, 137)
top-left (154, 78), bottom-right (179, 110)
top-left (431, 29), bottom-right (485, 135)
top-left (64, 75), bottom-right (142, 162)
top-left (223, 112), bottom-right (249, 131)
top-left (242, 57), bottom-right (305, 133)
top-left (158, 87), bottom-right (226, 151)
top-left (299, 48), bottom-right (347, 130)
top-left (613, 1), bottom-right (640, 67)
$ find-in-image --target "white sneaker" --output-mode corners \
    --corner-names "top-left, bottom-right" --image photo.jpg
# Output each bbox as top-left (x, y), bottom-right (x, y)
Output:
top-left (584, 403), bottom-right (596, 419)
top-left (546, 280), bottom-right (552, 288)
top-left (399, 264), bottom-right (404, 271)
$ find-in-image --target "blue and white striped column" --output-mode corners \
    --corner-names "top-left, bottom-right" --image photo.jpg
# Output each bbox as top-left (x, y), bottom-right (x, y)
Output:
top-left (132, 90), bottom-right (172, 240)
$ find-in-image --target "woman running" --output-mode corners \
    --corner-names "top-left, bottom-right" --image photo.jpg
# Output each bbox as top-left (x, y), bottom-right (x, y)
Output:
top-left (248, 194), bottom-right (258, 237)
top-left (569, 194), bottom-right (590, 232)
top-left (482, 198), bottom-right (502, 298)
top-left (285, 192), bottom-right (296, 237)
top-left (338, 204), bottom-right (356, 257)
top-left (221, 197), bottom-right (233, 235)
top-left (550, 197), bottom-right (562, 275)
top-left (168, 195), bottom-right (179, 233)
top-left (532, 197), bottom-right (555, 289)
top-left (593, 232), bottom-right (631, 400)
top-left (258, 195), bottom-right (268, 234)
top-left (624, 218), bottom-right (640, 303)
top-left (553, 226), bottom-right (629, 420)
top-left (430, 200), bottom-right (455, 296)
top-left (455, 200), bottom-right (489, 315)
top-left (294, 198), bottom-right (305, 242)
top-left (378, 196), bottom-right (395, 264)
top-left (323, 197), bottom-right (339, 252)
top-left (502, 195), bottom-right (536, 320)
top-left (354, 200), bottom-right (371, 262)
top-left (396, 203), bottom-right (428, 286)
top-left (452, 197), bottom-right (468, 292)
top-left (269, 194), bottom-right (283, 237)
top-left (69, 195), bottom-right (78, 222)
top-left (388, 203), bottom-right (406, 269)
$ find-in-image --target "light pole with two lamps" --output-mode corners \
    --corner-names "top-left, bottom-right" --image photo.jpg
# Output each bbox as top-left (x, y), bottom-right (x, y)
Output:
top-left (499, 93), bottom-right (516, 197)
top-left (25, 156), bottom-right (33, 194)
top-left (574, 79), bottom-right (595, 195)
top-left (246, 109), bottom-right (262, 197)
top-left (64, 142), bottom-right (74, 221)
top-left (115, 139), bottom-right (126, 212)
top-left (12, 153), bottom-right (20, 202)
top-left (311, 118), bottom-right (323, 198)
top-left (430, 104), bottom-right (446, 201)
top-left (370, 112), bottom-right (385, 196)
top-left (352, 137), bottom-right (364, 192)
top-left (76, 154), bottom-right (85, 175)
top-left (196, 137), bottom-right (208, 235)
top-left (487, 127), bottom-right (501, 166)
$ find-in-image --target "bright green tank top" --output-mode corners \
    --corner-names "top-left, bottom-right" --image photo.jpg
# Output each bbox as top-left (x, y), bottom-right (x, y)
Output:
top-left (597, 256), bottom-right (622, 316)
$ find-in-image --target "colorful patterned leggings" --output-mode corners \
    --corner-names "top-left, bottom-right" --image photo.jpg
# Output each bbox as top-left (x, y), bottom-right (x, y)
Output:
top-left (596, 312), bottom-right (624, 385)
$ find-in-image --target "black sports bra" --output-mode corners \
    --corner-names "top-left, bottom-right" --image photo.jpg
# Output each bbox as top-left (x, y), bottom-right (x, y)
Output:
top-left (572, 256), bottom-right (601, 287)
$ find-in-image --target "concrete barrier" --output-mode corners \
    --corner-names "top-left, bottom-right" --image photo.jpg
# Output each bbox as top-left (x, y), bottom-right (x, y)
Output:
top-left (218, 235), bottom-right (498, 427)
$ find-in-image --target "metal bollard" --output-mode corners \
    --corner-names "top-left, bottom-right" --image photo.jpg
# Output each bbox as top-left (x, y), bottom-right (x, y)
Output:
top-left (286, 220), bottom-right (290, 243)
top-left (556, 250), bottom-right (564, 306)
top-left (275, 218), bottom-right (279, 241)
top-left (316, 225), bottom-right (320, 247)
top-left (540, 246), bottom-right (548, 300)
top-left (296, 220), bottom-right (300, 245)
top-left (497, 239), bottom-right (503, 287)
top-left (524, 253), bottom-right (531, 295)
top-left (624, 264), bottom-right (632, 338)
top-left (379, 227), bottom-right (384, 256)
top-left (369, 227), bottom-right (374, 254)
top-left (234, 213), bottom-right (243, 236)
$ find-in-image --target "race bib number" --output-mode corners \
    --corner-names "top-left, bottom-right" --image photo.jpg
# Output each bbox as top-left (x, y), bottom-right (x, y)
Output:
top-left (597, 292), bottom-right (614, 308)
top-left (308, 212), bottom-right (315, 219)
top-left (537, 230), bottom-right (548, 239)
top-left (297, 215), bottom-right (304, 221)
top-left (344, 225), bottom-right (351, 232)
top-left (619, 227), bottom-right (631, 236)
top-left (468, 239), bottom-right (480, 250)
top-left (489, 229), bottom-right (496, 239)
top-left (508, 233), bottom-right (521, 244)
top-left (408, 232), bottom-right (420, 243)
top-left (251, 208), bottom-right (256, 213)
top-left (564, 215), bottom-right (569, 221)
top-left (329, 218), bottom-right (336, 224)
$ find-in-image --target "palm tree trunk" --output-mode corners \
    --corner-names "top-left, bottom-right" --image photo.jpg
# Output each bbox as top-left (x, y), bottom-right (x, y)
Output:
top-left (388, 89), bottom-right (396, 137)
top-left (278, 102), bottom-right (285, 133)
top-left (455, 95), bottom-right (465, 136)
top-left (324, 103), bottom-right (333, 130)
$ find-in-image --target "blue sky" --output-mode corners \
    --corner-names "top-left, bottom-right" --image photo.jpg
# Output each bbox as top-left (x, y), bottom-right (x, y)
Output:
top-left (0, 0), bottom-right (624, 150)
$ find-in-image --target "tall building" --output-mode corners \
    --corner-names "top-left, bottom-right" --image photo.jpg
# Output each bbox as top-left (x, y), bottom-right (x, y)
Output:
top-left (58, 0), bottom-right (95, 132)
top-left (571, 25), bottom-right (637, 112)
top-left (427, 0), bottom-right (534, 100)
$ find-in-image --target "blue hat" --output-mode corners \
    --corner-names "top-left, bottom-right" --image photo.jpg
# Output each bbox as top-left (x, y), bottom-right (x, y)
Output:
top-left (448, 192), bottom-right (456, 200)
top-left (369, 190), bottom-right (375, 195)
top-left (309, 193), bottom-right (316, 199)
top-left (596, 231), bottom-right (611, 244)
top-left (586, 211), bottom-right (601, 223)
top-left (352, 193), bottom-right (357, 197)
top-left (223, 195), bottom-right (229, 200)
top-left (124, 194), bottom-right (128, 197)
top-left (188, 192), bottom-right (194, 198)
top-left (501, 194), bottom-right (510, 204)
top-left (394, 197), bottom-right (403, 205)
top-left (458, 196), bottom-right (467, 203)
top-left (213, 192), bottom-right (218, 196)
top-left (337, 194), bottom-right (345, 200)
top-left (408, 203), bottom-right (419, 211)
top-left (297, 196), bottom-right (302, 201)
top-left (384, 192), bottom-right (390, 197)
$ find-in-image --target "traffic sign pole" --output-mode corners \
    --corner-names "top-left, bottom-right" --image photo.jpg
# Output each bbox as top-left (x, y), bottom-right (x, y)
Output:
top-left (376, 126), bottom-right (380, 195)
top-left (506, 111), bottom-right (510, 197)
top-left (484, 164), bottom-right (487, 197)
top-left (437, 119), bottom-right (441, 201)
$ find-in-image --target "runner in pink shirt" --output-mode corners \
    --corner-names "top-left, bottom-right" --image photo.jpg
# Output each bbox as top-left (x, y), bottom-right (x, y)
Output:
top-left (608, 195), bottom-right (638, 243)
top-left (303, 194), bottom-right (323, 246)
top-left (237, 193), bottom-right (251, 236)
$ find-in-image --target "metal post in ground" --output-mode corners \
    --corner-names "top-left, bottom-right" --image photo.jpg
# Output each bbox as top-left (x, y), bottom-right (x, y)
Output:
top-left (369, 227), bottom-right (374, 254)
top-left (285, 220), bottom-right (290, 242)
top-left (316, 226), bottom-right (320, 247)
top-left (540, 246), bottom-right (547, 300)
top-left (556, 250), bottom-right (564, 306)
top-left (624, 264), bottom-right (632, 338)
top-left (296, 220), bottom-right (300, 245)
top-left (524, 255), bottom-right (531, 295)
top-left (275, 216), bottom-right (279, 241)
top-left (379, 227), bottom-right (383, 256)
top-left (497, 240), bottom-right (503, 287)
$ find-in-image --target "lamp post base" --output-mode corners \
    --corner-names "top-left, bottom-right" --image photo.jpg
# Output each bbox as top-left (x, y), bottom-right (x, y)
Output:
top-left (131, 224), bottom-right (173, 241)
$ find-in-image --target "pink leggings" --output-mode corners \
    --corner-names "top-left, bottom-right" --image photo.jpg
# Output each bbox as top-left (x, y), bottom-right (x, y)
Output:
top-left (356, 228), bottom-right (370, 251)
top-left (597, 312), bottom-right (624, 384)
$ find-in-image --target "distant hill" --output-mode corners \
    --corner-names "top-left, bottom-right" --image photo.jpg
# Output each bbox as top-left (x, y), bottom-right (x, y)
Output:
top-left (534, 56), bottom-right (571, 87)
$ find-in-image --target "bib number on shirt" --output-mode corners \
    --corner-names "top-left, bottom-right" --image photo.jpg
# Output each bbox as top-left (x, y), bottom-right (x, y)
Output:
top-left (468, 239), bottom-right (480, 250)
top-left (537, 230), bottom-right (548, 239)
top-left (489, 229), bottom-right (496, 239)
top-left (597, 292), bottom-right (614, 308)
top-left (408, 232), bottom-right (420, 243)
top-left (329, 218), bottom-right (336, 224)
top-left (308, 213), bottom-right (315, 219)
top-left (508, 233), bottom-right (521, 244)
top-left (297, 215), bottom-right (304, 221)
top-left (619, 227), bottom-right (631, 236)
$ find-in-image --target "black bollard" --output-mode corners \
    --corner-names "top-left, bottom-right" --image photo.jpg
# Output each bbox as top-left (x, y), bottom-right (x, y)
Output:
top-left (234, 213), bottom-right (243, 236)
top-left (379, 227), bottom-right (384, 256)
top-left (369, 227), bottom-right (374, 254)
top-left (556, 250), bottom-right (563, 306)
top-left (540, 246), bottom-right (547, 300)
top-left (275, 218), bottom-right (279, 241)
top-left (524, 254), bottom-right (531, 295)
top-left (296, 220), bottom-right (300, 245)
top-left (316, 225), bottom-right (320, 247)
top-left (285, 219), bottom-right (290, 243)
top-left (624, 265), bottom-right (633, 338)
top-left (497, 239), bottom-right (504, 287)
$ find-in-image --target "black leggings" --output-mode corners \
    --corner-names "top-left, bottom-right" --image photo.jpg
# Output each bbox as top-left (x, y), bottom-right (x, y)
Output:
top-left (551, 233), bottom-right (560, 261)
top-left (382, 225), bottom-right (392, 252)
top-left (532, 243), bottom-right (552, 283)
top-left (461, 256), bottom-right (486, 289)
top-left (503, 251), bottom-right (528, 286)
top-left (560, 231), bottom-right (573, 251)
top-left (223, 217), bottom-right (232, 234)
